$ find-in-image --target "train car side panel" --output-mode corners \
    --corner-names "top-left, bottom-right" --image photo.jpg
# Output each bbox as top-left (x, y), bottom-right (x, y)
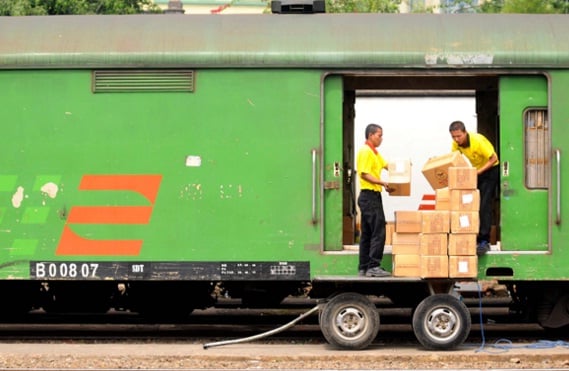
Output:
top-left (0, 68), bottom-right (360, 279)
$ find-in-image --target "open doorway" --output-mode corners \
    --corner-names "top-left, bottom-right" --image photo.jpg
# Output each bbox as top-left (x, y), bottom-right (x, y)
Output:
top-left (337, 74), bottom-right (500, 248)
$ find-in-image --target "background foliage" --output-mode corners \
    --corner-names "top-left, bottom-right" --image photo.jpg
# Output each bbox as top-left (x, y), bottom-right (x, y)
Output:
top-left (0, 0), bottom-right (161, 15)
top-left (0, 0), bottom-right (567, 16)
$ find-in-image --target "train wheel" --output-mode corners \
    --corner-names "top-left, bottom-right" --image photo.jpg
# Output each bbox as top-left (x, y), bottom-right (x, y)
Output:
top-left (319, 292), bottom-right (379, 350)
top-left (412, 294), bottom-right (471, 350)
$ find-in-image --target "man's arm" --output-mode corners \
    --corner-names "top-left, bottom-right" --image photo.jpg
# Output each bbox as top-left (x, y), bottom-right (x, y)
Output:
top-left (361, 172), bottom-right (391, 191)
top-left (477, 153), bottom-right (498, 175)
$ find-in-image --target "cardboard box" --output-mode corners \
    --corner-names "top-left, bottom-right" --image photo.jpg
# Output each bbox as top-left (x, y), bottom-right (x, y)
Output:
top-left (448, 233), bottom-right (477, 256)
top-left (449, 256), bottom-right (478, 278)
top-left (394, 211), bottom-right (422, 233)
top-left (343, 216), bottom-right (355, 245)
top-left (422, 151), bottom-right (470, 190)
top-left (448, 167), bottom-right (477, 190)
top-left (420, 233), bottom-right (448, 255)
top-left (450, 211), bottom-right (480, 234)
top-left (392, 232), bottom-right (421, 255)
top-left (435, 187), bottom-right (450, 210)
top-left (490, 225), bottom-right (498, 245)
top-left (388, 159), bottom-right (412, 180)
top-left (386, 222), bottom-right (395, 245)
top-left (388, 159), bottom-right (411, 196)
top-left (421, 210), bottom-right (450, 233)
top-left (450, 189), bottom-right (480, 211)
top-left (421, 255), bottom-right (449, 278)
top-left (393, 254), bottom-right (420, 277)
top-left (389, 182), bottom-right (411, 196)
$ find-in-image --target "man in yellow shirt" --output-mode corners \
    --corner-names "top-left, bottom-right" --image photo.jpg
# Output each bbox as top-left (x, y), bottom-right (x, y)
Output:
top-left (449, 120), bottom-right (500, 255)
top-left (356, 123), bottom-right (392, 277)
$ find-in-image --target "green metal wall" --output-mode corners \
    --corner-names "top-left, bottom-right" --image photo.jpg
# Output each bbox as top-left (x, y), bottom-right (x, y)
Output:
top-left (0, 69), bottom-right (357, 279)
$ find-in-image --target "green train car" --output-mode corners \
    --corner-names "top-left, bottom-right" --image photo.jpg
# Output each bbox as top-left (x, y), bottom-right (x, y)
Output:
top-left (1, 10), bottom-right (568, 350)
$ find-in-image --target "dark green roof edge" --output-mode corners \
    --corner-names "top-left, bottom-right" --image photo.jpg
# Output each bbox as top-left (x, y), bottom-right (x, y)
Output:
top-left (1, 14), bottom-right (568, 69)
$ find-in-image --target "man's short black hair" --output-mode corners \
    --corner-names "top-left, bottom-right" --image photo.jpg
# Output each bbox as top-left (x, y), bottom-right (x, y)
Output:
top-left (365, 123), bottom-right (382, 139)
top-left (449, 121), bottom-right (466, 132)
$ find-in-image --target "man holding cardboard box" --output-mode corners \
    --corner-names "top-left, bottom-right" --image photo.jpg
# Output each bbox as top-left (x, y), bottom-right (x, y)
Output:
top-left (356, 124), bottom-right (393, 277)
top-left (449, 121), bottom-right (500, 255)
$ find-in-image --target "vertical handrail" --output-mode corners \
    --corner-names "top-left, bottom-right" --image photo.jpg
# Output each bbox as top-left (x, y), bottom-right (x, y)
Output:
top-left (311, 148), bottom-right (317, 225)
top-left (555, 148), bottom-right (561, 225)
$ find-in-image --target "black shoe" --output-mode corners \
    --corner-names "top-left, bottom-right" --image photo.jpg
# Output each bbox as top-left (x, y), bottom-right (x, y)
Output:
top-left (365, 266), bottom-right (391, 277)
top-left (477, 241), bottom-right (490, 256)
top-left (358, 269), bottom-right (366, 276)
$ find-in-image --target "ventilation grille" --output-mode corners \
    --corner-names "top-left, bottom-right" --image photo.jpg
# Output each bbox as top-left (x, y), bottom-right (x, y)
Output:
top-left (93, 70), bottom-right (194, 93)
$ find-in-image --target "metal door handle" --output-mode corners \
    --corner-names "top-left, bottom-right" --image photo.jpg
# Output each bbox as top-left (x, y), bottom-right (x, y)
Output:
top-left (555, 148), bottom-right (561, 225)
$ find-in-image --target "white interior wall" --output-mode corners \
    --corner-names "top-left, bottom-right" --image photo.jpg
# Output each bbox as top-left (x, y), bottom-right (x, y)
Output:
top-left (353, 96), bottom-right (477, 222)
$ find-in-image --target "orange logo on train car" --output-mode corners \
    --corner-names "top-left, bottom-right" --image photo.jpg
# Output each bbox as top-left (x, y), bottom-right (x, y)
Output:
top-left (56, 175), bottom-right (162, 256)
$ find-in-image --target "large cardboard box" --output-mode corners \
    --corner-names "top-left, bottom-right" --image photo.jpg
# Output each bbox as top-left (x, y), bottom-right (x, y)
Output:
top-left (393, 254), bottom-right (420, 277)
top-left (392, 232), bottom-right (421, 255)
top-left (394, 211), bottom-right (422, 233)
top-left (450, 211), bottom-right (480, 234)
top-left (448, 233), bottom-right (477, 255)
top-left (421, 210), bottom-right (450, 233)
top-left (422, 151), bottom-right (470, 190)
top-left (435, 187), bottom-right (450, 210)
top-left (421, 255), bottom-right (449, 278)
top-left (449, 256), bottom-right (478, 278)
top-left (388, 159), bottom-right (412, 196)
top-left (448, 167), bottom-right (477, 190)
top-left (420, 233), bottom-right (448, 255)
top-left (450, 189), bottom-right (480, 211)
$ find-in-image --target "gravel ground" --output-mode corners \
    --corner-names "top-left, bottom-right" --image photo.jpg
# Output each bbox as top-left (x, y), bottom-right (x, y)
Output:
top-left (0, 341), bottom-right (568, 369)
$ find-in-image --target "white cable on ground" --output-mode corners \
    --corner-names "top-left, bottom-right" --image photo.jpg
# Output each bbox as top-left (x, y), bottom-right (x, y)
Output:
top-left (203, 304), bottom-right (320, 349)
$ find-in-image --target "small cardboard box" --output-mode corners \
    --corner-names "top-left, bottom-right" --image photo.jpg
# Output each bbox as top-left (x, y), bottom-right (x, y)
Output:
top-left (386, 222), bottom-right (395, 245)
top-left (421, 255), bottom-right (449, 278)
top-left (392, 232), bottom-right (421, 255)
top-left (389, 182), bottom-right (411, 197)
top-left (343, 216), bottom-right (355, 245)
top-left (422, 151), bottom-right (470, 190)
top-left (435, 187), bottom-right (450, 211)
top-left (450, 189), bottom-right (480, 211)
top-left (448, 167), bottom-right (477, 190)
top-left (448, 233), bottom-right (477, 256)
top-left (420, 233), bottom-right (448, 255)
top-left (393, 254), bottom-right (420, 277)
top-left (388, 159), bottom-right (412, 197)
top-left (449, 256), bottom-right (478, 278)
top-left (450, 211), bottom-right (480, 234)
top-left (421, 210), bottom-right (450, 233)
top-left (394, 211), bottom-right (422, 233)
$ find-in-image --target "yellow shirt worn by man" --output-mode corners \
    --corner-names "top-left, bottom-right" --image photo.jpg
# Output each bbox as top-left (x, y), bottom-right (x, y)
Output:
top-left (451, 132), bottom-right (499, 170)
top-left (357, 144), bottom-right (387, 192)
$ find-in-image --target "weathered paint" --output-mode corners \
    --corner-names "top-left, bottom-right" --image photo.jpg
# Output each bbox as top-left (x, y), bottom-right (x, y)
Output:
top-left (0, 14), bottom-right (568, 69)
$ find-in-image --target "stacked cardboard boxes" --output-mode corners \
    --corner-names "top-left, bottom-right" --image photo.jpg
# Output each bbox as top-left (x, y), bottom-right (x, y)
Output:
top-left (391, 152), bottom-right (479, 278)
top-left (392, 210), bottom-right (450, 278)
top-left (446, 165), bottom-right (479, 278)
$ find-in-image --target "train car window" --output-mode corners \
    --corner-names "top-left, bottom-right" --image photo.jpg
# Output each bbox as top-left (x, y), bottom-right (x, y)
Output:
top-left (524, 109), bottom-right (550, 189)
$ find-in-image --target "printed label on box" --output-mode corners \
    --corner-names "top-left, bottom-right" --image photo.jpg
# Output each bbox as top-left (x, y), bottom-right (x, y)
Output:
top-left (458, 261), bottom-right (469, 273)
top-left (459, 215), bottom-right (471, 227)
